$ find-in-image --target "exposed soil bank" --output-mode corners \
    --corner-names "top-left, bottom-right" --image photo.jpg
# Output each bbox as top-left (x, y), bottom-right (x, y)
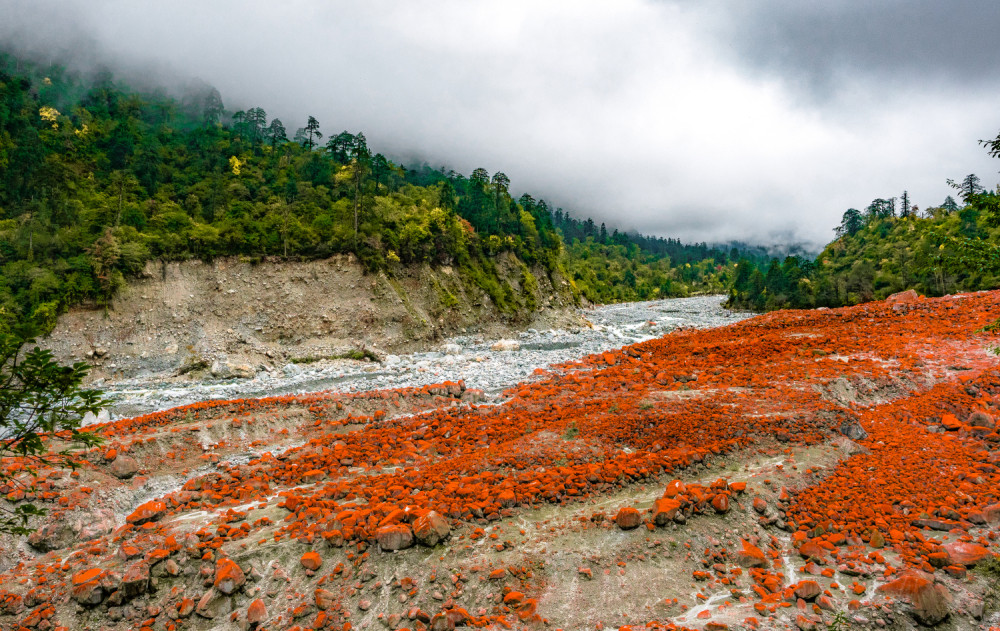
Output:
top-left (41, 254), bottom-right (581, 383)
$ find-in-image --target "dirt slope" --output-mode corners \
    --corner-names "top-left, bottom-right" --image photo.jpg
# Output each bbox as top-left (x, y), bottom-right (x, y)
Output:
top-left (5, 291), bottom-right (1000, 630)
top-left (41, 254), bottom-right (581, 383)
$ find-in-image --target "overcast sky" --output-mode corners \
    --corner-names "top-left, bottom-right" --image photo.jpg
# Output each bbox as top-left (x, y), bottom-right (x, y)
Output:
top-left (3, 0), bottom-right (999, 248)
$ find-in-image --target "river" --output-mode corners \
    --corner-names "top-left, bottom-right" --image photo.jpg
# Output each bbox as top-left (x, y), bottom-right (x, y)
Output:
top-left (94, 295), bottom-right (756, 420)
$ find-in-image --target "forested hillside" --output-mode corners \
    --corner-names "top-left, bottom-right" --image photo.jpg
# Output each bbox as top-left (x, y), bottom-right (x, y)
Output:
top-left (727, 149), bottom-right (1000, 311)
top-left (0, 52), bottom-right (769, 335)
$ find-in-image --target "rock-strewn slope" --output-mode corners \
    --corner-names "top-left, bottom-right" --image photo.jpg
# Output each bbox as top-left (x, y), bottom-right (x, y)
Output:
top-left (41, 254), bottom-right (580, 384)
top-left (5, 290), bottom-right (1000, 630)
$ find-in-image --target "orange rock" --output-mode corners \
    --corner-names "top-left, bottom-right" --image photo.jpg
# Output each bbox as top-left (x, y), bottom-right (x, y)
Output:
top-left (941, 414), bottom-right (962, 431)
top-left (121, 561), bottom-right (150, 599)
top-left (177, 598), bottom-right (195, 618)
top-left (213, 558), bottom-right (245, 595)
top-left (615, 507), bottom-right (642, 530)
top-left (664, 479), bottom-right (686, 498)
top-left (70, 568), bottom-right (105, 606)
top-left (413, 510), bottom-right (450, 547)
top-left (798, 541), bottom-right (826, 560)
top-left (314, 588), bottom-right (336, 609)
top-left (712, 494), bottom-right (730, 514)
top-left (886, 289), bottom-right (918, 304)
top-left (942, 542), bottom-right (990, 567)
top-left (503, 591), bottom-right (524, 604)
top-left (376, 524), bottom-right (414, 551)
top-left (517, 598), bottom-right (538, 621)
top-left (126, 501), bottom-right (166, 525)
top-left (301, 551), bottom-right (323, 571)
top-left (247, 598), bottom-right (267, 627)
top-left (878, 572), bottom-right (951, 625)
top-left (793, 580), bottom-right (821, 601)
top-left (736, 540), bottom-right (768, 568)
top-left (651, 498), bottom-right (682, 526)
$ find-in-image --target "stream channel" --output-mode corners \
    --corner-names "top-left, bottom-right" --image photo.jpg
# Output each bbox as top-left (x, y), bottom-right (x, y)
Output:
top-left (94, 295), bottom-right (756, 420)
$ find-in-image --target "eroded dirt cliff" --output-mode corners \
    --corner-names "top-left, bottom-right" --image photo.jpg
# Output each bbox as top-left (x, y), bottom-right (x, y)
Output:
top-left (41, 254), bottom-right (581, 384)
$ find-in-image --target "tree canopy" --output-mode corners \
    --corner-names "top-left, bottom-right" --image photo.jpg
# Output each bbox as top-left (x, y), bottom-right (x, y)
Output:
top-left (727, 154), bottom-right (1000, 312)
top-left (0, 50), bottom-right (772, 334)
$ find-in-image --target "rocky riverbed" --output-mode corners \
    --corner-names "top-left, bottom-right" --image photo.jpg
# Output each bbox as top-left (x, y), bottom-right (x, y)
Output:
top-left (91, 295), bottom-right (754, 420)
top-left (7, 290), bottom-right (1000, 631)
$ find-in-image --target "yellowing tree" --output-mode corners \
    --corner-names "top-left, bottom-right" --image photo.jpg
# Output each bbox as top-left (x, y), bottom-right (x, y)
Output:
top-left (39, 106), bottom-right (60, 129)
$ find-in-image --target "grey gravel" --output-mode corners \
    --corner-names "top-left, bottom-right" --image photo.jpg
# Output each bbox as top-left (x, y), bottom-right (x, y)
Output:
top-left (92, 295), bottom-right (755, 420)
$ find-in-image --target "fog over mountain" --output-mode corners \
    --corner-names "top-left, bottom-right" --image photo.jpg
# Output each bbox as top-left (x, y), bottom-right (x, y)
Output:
top-left (2, 0), bottom-right (998, 247)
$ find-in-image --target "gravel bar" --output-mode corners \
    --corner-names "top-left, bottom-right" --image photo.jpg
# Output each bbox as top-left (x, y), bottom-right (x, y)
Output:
top-left (93, 295), bottom-right (756, 420)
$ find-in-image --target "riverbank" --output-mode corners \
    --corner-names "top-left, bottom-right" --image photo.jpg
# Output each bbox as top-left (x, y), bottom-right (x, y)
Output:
top-left (93, 295), bottom-right (755, 419)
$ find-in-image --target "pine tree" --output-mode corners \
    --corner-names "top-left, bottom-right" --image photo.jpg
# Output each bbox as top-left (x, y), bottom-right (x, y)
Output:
top-left (201, 87), bottom-right (224, 126)
top-left (303, 116), bottom-right (322, 150)
top-left (351, 133), bottom-right (371, 243)
top-left (266, 118), bottom-right (287, 147)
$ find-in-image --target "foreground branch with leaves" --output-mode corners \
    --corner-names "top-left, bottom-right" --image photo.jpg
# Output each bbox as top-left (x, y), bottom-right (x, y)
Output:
top-left (0, 328), bottom-right (106, 535)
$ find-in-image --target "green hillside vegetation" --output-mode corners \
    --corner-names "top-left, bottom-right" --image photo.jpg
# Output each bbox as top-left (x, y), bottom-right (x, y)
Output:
top-left (0, 52), bottom-right (770, 336)
top-left (727, 162), bottom-right (1000, 311)
top-left (382, 164), bottom-right (776, 303)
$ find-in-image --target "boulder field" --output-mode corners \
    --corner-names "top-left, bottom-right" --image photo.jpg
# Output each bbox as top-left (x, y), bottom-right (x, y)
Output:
top-left (4, 290), bottom-right (1000, 630)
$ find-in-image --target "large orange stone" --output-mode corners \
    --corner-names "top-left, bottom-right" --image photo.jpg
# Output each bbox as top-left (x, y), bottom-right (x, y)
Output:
top-left (651, 498), bottom-right (682, 525)
top-left (70, 568), bottom-right (105, 606)
top-left (247, 598), bottom-right (267, 627)
top-left (300, 551), bottom-right (323, 571)
top-left (376, 524), bottom-right (414, 551)
top-left (736, 540), bottom-right (768, 568)
top-left (213, 558), bottom-right (245, 595)
top-left (413, 510), bottom-right (450, 546)
top-left (878, 572), bottom-right (951, 625)
top-left (615, 507), bottom-right (642, 530)
top-left (942, 542), bottom-right (990, 567)
top-left (125, 500), bottom-right (167, 525)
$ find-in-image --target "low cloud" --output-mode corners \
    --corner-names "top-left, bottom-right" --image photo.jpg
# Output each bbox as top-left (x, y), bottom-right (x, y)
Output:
top-left (2, 0), bottom-right (998, 248)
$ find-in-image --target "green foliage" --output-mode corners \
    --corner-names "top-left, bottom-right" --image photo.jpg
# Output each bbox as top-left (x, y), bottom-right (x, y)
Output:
top-left (550, 210), bottom-right (771, 303)
top-left (0, 327), bottom-right (106, 535)
top-left (975, 554), bottom-right (1000, 581)
top-left (430, 276), bottom-right (459, 309)
top-left (0, 54), bottom-right (569, 326)
top-left (0, 50), bottom-right (771, 334)
top-left (459, 259), bottom-right (519, 316)
top-left (561, 238), bottom-right (754, 304)
top-left (729, 177), bottom-right (1000, 311)
top-left (974, 554), bottom-right (1000, 609)
top-left (519, 263), bottom-right (539, 312)
top-left (826, 610), bottom-right (850, 631)
top-left (290, 348), bottom-right (380, 364)
top-left (978, 318), bottom-right (1000, 334)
